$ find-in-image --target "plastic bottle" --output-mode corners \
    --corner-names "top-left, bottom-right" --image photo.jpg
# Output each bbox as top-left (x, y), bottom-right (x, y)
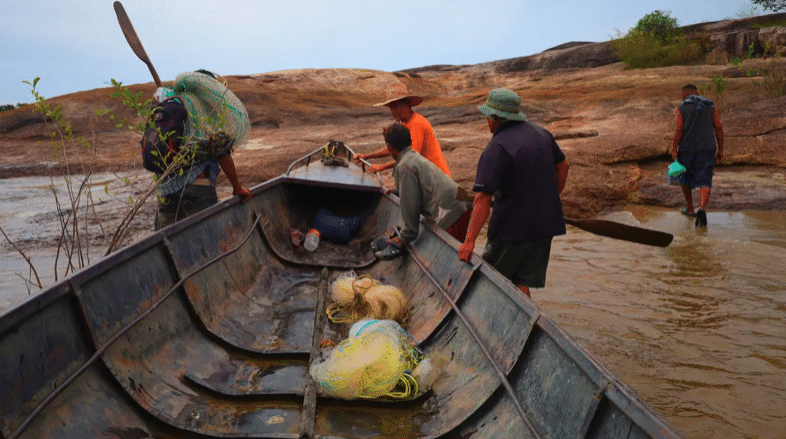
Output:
top-left (290, 228), bottom-right (305, 247)
top-left (411, 348), bottom-right (451, 390)
top-left (304, 229), bottom-right (320, 252)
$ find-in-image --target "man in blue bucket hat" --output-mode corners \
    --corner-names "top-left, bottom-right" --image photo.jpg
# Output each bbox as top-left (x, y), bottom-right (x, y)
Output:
top-left (459, 88), bottom-right (570, 299)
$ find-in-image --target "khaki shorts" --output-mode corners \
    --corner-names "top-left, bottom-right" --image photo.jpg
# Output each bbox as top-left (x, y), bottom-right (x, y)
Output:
top-left (482, 236), bottom-right (553, 288)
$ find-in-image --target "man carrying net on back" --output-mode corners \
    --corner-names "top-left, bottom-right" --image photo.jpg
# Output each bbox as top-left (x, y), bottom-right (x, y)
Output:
top-left (148, 69), bottom-right (252, 230)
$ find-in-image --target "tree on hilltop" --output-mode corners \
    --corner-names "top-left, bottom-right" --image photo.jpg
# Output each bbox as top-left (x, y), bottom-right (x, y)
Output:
top-left (752, 0), bottom-right (786, 12)
top-left (632, 10), bottom-right (680, 45)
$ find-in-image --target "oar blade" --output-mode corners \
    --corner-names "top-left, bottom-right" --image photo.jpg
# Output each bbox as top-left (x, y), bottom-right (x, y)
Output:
top-left (565, 218), bottom-right (674, 247)
top-left (113, 1), bottom-right (162, 87)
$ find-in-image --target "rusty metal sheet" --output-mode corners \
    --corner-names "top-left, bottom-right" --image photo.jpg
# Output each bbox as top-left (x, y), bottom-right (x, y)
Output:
top-left (0, 294), bottom-right (91, 436)
top-left (184, 256), bottom-right (320, 354)
top-left (511, 325), bottom-right (604, 439)
top-left (100, 290), bottom-right (304, 436)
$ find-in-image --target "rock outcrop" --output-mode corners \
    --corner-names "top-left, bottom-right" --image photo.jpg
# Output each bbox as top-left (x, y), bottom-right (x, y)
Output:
top-left (1, 14), bottom-right (785, 222)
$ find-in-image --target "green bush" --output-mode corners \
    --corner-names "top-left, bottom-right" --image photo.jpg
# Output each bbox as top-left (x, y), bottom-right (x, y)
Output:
top-left (613, 31), bottom-right (705, 68)
top-left (632, 10), bottom-right (680, 44)
top-left (750, 19), bottom-right (786, 29)
top-left (701, 75), bottom-right (728, 95)
top-left (757, 68), bottom-right (786, 97)
top-left (613, 10), bottom-right (707, 69)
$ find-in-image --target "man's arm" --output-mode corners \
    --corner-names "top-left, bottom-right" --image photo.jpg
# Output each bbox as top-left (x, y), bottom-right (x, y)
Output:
top-left (354, 147), bottom-right (389, 162)
top-left (672, 107), bottom-right (683, 161)
top-left (369, 161), bottom-right (395, 173)
top-left (713, 108), bottom-right (724, 164)
top-left (218, 155), bottom-right (251, 202)
top-left (555, 159), bottom-right (570, 194)
top-left (458, 192), bottom-right (493, 262)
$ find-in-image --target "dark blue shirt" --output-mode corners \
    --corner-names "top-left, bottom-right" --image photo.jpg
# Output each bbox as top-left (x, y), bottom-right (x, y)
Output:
top-left (678, 95), bottom-right (717, 152)
top-left (473, 120), bottom-right (567, 242)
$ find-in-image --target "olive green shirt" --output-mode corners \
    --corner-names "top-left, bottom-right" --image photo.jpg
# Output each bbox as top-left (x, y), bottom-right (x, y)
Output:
top-left (393, 147), bottom-right (463, 246)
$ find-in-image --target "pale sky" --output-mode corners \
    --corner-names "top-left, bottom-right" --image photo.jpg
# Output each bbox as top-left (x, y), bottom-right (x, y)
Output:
top-left (0, 0), bottom-right (766, 105)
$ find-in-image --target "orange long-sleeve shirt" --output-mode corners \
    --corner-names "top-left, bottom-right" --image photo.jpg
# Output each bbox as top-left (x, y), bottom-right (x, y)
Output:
top-left (364, 112), bottom-right (452, 176)
top-left (403, 112), bottom-right (451, 177)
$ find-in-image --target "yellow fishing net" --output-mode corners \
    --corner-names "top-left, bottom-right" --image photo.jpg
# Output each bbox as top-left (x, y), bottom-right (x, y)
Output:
top-left (310, 319), bottom-right (421, 400)
top-left (327, 272), bottom-right (409, 324)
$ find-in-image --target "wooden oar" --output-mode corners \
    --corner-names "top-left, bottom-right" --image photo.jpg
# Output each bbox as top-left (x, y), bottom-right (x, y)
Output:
top-left (113, 1), bottom-right (162, 87)
top-left (564, 217), bottom-right (673, 247)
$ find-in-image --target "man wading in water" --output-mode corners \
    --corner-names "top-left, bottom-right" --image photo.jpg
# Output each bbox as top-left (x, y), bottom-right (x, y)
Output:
top-left (672, 83), bottom-right (724, 227)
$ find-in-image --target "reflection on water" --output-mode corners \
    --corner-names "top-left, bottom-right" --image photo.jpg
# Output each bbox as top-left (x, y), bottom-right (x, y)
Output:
top-left (0, 172), bottom-right (152, 304)
top-left (1, 177), bottom-right (784, 438)
top-left (541, 207), bottom-right (786, 439)
top-left (666, 238), bottom-right (726, 278)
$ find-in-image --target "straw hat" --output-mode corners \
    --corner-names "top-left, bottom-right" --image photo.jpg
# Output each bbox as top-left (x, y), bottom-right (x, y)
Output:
top-left (478, 88), bottom-right (526, 121)
top-left (373, 82), bottom-right (423, 107)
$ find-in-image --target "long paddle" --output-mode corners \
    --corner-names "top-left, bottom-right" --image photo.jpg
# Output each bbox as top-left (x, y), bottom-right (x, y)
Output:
top-left (113, 1), bottom-right (162, 87)
top-left (564, 217), bottom-right (673, 247)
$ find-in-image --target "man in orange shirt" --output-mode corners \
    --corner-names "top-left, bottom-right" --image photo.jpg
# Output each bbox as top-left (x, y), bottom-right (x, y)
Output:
top-left (354, 82), bottom-right (451, 176)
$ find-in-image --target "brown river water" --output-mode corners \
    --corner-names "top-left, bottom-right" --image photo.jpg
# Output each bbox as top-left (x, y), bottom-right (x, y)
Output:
top-left (1, 175), bottom-right (784, 438)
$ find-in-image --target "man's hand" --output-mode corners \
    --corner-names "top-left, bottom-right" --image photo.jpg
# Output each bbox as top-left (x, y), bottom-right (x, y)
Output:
top-left (369, 164), bottom-right (386, 173)
top-left (353, 153), bottom-right (367, 163)
top-left (716, 150), bottom-right (724, 164)
top-left (234, 187), bottom-right (252, 202)
top-left (458, 240), bottom-right (475, 262)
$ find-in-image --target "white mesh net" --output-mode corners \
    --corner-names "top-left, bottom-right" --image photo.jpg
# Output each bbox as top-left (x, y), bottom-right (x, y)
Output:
top-left (164, 71), bottom-right (250, 147)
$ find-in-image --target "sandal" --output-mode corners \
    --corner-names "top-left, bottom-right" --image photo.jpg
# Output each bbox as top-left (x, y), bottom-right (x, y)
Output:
top-left (681, 206), bottom-right (697, 217)
top-left (695, 209), bottom-right (708, 227)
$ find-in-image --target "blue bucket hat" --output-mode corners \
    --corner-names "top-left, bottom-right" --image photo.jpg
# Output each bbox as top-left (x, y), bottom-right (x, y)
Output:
top-left (478, 88), bottom-right (526, 121)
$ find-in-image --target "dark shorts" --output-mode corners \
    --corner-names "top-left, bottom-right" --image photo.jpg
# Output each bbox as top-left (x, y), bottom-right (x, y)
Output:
top-left (482, 236), bottom-right (553, 288)
top-left (154, 185), bottom-right (217, 230)
top-left (678, 149), bottom-right (716, 188)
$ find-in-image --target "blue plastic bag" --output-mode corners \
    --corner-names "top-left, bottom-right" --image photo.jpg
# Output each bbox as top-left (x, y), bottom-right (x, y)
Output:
top-left (667, 160), bottom-right (686, 186)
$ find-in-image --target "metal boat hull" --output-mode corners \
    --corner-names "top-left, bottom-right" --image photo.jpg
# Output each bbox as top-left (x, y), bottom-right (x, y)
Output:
top-left (0, 146), bottom-right (682, 438)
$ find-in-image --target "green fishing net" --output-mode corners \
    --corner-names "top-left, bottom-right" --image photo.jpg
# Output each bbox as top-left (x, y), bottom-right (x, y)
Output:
top-left (162, 71), bottom-right (250, 147)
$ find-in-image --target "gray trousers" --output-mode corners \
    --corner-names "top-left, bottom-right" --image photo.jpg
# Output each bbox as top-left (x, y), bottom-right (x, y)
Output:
top-left (154, 185), bottom-right (217, 230)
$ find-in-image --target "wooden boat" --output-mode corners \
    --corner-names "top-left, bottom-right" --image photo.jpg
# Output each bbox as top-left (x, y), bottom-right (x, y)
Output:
top-left (0, 143), bottom-right (682, 439)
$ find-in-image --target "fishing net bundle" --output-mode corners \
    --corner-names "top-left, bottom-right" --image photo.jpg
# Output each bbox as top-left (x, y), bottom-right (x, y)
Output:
top-left (327, 272), bottom-right (409, 324)
top-left (162, 71), bottom-right (250, 147)
top-left (310, 319), bottom-right (422, 400)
